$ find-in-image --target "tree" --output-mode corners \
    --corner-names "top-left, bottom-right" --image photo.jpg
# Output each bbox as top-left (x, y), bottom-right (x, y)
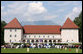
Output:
top-left (1, 21), bottom-right (7, 45)
top-left (74, 11), bottom-right (82, 42)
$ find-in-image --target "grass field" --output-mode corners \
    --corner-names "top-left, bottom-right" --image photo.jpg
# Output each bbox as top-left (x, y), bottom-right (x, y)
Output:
top-left (1, 48), bottom-right (82, 53)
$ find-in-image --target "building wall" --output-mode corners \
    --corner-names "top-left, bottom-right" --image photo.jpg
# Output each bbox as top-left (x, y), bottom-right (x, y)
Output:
top-left (23, 34), bottom-right (61, 40)
top-left (4, 29), bottom-right (23, 43)
top-left (61, 29), bottom-right (79, 43)
top-left (4, 28), bottom-right (79, 43)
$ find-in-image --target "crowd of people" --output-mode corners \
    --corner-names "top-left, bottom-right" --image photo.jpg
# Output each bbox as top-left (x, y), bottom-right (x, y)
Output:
top-left (1, 43), bottom-right (82, 49)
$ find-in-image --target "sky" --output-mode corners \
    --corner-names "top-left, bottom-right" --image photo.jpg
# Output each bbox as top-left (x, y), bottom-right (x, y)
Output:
top-left (1, 1), bottom-right (82, 25)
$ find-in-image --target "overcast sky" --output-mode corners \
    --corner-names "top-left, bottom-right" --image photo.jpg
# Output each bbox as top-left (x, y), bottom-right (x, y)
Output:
top-left (1, 1), bottom-right (82, 25)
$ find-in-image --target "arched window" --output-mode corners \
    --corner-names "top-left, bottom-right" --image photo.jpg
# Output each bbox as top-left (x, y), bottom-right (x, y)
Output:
top-left (23, 40), bottom-right (25, 42)
top-left (36, 40), bottom-right (38, 42)
top-left (45, 40), bottom-right (47, 42)
top-left (58, 40), bottom-right (61, 42)
top-left (49, 40), bottom-right (52, 42)
top-left (53, 40), bottom-right (56, 42)
top-left (32, 40), bottom-right (34, 42)
top-left (27, 40), bottom-right (29, 43)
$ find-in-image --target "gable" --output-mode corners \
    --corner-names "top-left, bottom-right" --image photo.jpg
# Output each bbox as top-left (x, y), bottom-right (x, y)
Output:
top-left (4, 18), bottom-right (22, 28)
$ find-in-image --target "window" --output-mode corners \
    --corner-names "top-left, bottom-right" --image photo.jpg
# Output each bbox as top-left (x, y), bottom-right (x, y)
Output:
top-left (43, 36), bottom-right (45, 37)
top-left (53, 36), bottom-right (54, 38)
top-left (10, 29), bottom-right (12, 32)
top-left (34, 36), bottom-right (36, 38)
top-left (58, 40), bottom-right (61, 42)
top-left (10, 35), bottom-right (12, 37)
top-left (25, 36), bottom-right (26, 38)
top-left (67, 40), bottom-right (68, 42)
top-left (15, 35), bottom-right (16, 37)
top-left (39, 36), bottom-right (40, 37)
top-left (15, 29), bottom-right (17, 32)
top-left (10, 39), bottom-right (11, 42)
top-left (29, 35), bottom-right (30, 38)
top-left (15, 40), bottom-right (16, 41)
top-left (48, 36), bottom-right (49, 38)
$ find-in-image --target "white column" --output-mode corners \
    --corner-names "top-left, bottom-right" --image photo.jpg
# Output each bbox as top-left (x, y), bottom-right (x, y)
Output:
top-left (43, 40), bottom-right (45, 43)
top-left (30, 40), bottom-right (32, 43)
top-left (56, 40), bottom-right (58, 43)
top-left (52, 40), bottom-right (53, 43)
top-left (34, 40), bottom-right (36, 43)
top-left (47, 40), bottom-right (49, 43)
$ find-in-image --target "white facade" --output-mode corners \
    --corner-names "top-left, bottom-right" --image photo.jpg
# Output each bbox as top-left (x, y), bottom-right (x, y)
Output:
top-left (61, 29), bottom-right (79, 43)
top-left (4, 29), bottom-right (79, 43)
top-left (4, 29), bottom-right (23, 43)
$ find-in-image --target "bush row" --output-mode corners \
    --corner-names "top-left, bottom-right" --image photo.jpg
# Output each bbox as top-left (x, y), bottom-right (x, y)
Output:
top-left (4, 43), bottom-right (81, 45)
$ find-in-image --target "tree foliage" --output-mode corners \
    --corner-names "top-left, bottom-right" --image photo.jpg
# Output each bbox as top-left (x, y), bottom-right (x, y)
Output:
top-left (74, 11), bottom-right (82, 42)
top-left (1, 21), bottom-right (7, 45)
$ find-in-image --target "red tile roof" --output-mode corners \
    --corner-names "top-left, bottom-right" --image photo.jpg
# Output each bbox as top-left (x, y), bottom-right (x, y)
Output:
top-left (4, 18), bottom-right (79, 34)
top-left (23, 25), bottom-right (61, 34)
top-left (4, 18), bottom-right (22, 28)
top-left (62, 18), bottom-right (79, 29)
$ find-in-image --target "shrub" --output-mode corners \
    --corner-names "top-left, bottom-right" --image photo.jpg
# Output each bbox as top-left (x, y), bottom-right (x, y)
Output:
top-left (72, 43), bottom-right (81, 45)
top-left (54, 43), bottom-right (68, 45)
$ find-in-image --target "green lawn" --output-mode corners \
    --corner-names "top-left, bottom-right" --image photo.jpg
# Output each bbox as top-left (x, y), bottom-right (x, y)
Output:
top-left (1, 48), bottom-right (82, 53)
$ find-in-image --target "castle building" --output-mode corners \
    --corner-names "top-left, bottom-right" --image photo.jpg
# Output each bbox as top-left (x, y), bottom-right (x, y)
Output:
top-left (4, 17), bottom-right (79, 43)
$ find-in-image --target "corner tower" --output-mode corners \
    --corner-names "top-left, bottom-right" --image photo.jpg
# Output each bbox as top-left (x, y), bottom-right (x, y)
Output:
top-left (4, 18), bottom-right (23, 43)
top-left (61, 17), bottom-right (79, 43)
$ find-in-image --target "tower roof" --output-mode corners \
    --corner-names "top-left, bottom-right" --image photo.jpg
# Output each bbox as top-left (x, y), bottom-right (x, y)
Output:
top-left (62, 17), bottom-right (79, 29)
top-left (4, 18), bottom-right (22, 28)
